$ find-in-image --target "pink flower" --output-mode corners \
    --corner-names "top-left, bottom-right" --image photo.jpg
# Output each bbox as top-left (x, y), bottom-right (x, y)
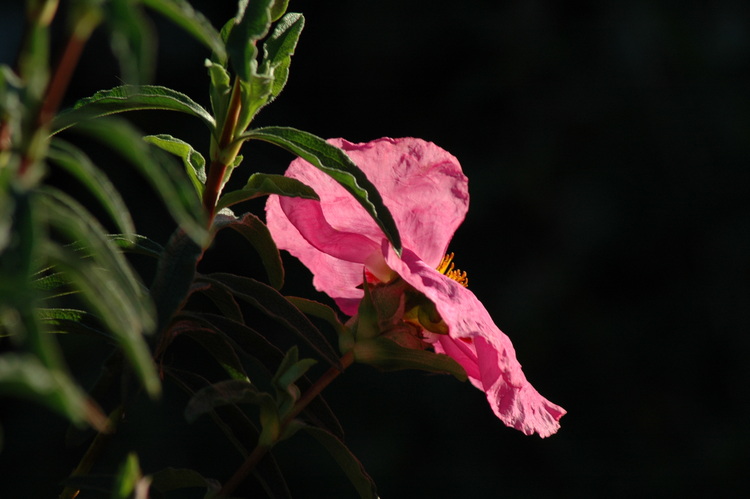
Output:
top-left (266, 137), bottom-right (565, 437)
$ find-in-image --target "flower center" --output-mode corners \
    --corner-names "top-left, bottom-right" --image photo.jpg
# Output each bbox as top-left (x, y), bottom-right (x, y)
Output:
top-left (437, 252), bottom-right (468, 287)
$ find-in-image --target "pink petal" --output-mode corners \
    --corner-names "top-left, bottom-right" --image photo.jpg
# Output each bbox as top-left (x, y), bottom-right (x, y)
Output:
top-left (383, 245), bottom-right (566, 437)
top-left (266, 137), bottom-right (469, 311)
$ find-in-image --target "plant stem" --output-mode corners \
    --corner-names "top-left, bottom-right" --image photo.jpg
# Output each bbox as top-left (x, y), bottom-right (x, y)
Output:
top-left (59, 405), bottom-right (124, 499)
top-left (202, 78), bottom-right (243, 221)
top-left (217, 350), bottom-right (355, 497)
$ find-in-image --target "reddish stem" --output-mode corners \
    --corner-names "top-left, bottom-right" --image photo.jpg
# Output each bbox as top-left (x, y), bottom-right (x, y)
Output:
top-left (218, 351), bottom-right (355, 497)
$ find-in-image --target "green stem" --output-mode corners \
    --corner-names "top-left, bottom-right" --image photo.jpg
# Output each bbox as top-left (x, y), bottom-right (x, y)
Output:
top-left (217, 351), bottom-right (355, 497)
top-left (202, 78), bottom-right (243, 221)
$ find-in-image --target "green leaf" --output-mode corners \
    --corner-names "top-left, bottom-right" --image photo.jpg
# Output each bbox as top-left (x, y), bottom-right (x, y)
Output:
top-left (184, 379), bottom-right (279, 444)
top-left (72, 117), bottom-right (209, 245)
top-left (109, 234), bottom-right (164, 259)
top-left (142, 0), bottom-right (226, 61)
top-left (216, 172), bottom-right (318, 212)
top-left (205, 59), bottom-right (232, 127)
top-left (303, 425), bottom-right (378, 499)
top-left (38, 188), bottom-right (161, 397)
top-left (104, 0), bottom-right (155, 84)
top-left (149, 468), bottom-right (220, 495)
top-left (212, 211), bottom-right (285, 290)
top-left (201, 273), bottom-right (341, 370)
top-left (171, 319), bottom-right (248, 381)
top-left (269, 0), bottom-right (290, 22)
top-left (354, 336), bottom-right (468, 381)
top-left (112, 452), bottom-right (148, 499)
top-left (261, 13), bottom-right (304, 103)
top-left (226, 0), bottom-right (274, 82)
top-left (144, 134), bottom-right (206, 197)
top-left (48, 138), bottom-right (135, 240)
top-left (191, 280), bottom-right (244, 323)
top-left (0, 353), bottom-right (108, 430)
top-left (242, 127), bottom-right (402, 255)
top-left (150, 228), bottom-right (203, 334)
top-left (51, 85), bottom-right (216, 134)
top-left (286, 297), bottom-right (347, 338)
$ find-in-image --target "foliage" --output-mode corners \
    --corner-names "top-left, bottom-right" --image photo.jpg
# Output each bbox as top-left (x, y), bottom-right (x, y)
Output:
top-left (0, 1), bottom-right (400, 497)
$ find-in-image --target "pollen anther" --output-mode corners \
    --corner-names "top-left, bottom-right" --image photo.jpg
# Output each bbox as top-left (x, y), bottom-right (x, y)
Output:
top-left (437, 252), bottom-right (469, 287)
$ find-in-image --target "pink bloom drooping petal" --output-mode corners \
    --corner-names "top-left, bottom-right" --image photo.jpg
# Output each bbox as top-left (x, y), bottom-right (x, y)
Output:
top-left (266, 137), bottom-right (468, 313)
top-left (266, 136), bottom-right (565, 437)
top-left (383, 246), bottom-right (566, 437)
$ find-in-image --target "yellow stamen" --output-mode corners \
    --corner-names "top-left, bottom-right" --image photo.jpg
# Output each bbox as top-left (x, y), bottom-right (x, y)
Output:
top-left (437, 252), bottom-right (468, 287)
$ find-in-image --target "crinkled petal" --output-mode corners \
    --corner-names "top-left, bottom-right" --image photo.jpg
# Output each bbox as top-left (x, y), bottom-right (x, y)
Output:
top-left (384, 245), bottom-right (566, 437)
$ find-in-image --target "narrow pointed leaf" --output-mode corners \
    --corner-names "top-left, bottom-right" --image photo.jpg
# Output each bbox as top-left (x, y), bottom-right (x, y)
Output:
top-left (144, 134), bottom-right (206, 197)
top-left (0, 353), bottom-right (108, 431)
top-left (104, 0), bottom-right (155, 84)
top-left (226, 0), bottom-right (273, 81)
top-left (303, 425), bottom-right (378, 499)
top-left (216, 172), bottom-right (317, 212)
top-left (191, 280), bottom-right (244, 323)
top-left (109, 234), bottom-right (164, 259)
top-left (213, 211), bottom-right (284, 289)
top-left (72, 117), bottom-right (209, 245)
top-left (242, 127), bottom-right (402, 254)
top-left (261, 13), bottom-right (304, 102)
top-left (48, 138), bottom-right (135, 239)
top-left (52, 85), bottom-right (215, 134)
top-left (200, 273), bottom-right (341, 369)
top-left (171, 319), bottom-right (248, 381)
top-left (142, 0), bottom-right (226, 61)
top-left (149, 468), bottom-right (221, 495)
top-left (184, 379), bottom-right (275, 425)
top-left (286, 297), bottom-right (347, 337)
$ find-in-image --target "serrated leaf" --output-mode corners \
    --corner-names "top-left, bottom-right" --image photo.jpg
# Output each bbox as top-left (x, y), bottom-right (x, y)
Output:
top-left (303, 425), bottom-right (378, 499)
top-left (242, 127), bottom-right (402, 255)
top-left (48, 138), bottom-right (135, 239)
top-left (142, 0), bottom-right (226, 61)
top-left (144, 134), bottom-right (206, 197)
top-left (0, 353), bottom-right (108, 431)
top-left (261, 13), bottom-right (304, 102)
top-left (71, 117), bottom-right (209, 246)
top-left (51, 85), bottom-right (215, 134)
top-left (226, 0), bottom-right (274, 81)
top-left (212, 211), bottom-right (284, 289)
top-left (201, 273), bottom-right (341, 369)
top-left (216, 172), bottom-right (318, 212)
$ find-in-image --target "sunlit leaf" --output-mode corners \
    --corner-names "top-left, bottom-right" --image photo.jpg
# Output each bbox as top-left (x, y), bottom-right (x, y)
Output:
top-left (144, 134), bottom-right (206, 197)
top-left (71, 117), bottom-right (209, 245)
top-left (226, 0), bottom-right (273, 82)
top-left (242, 126), bottom-right (402, 255)
top-left (52, 85), bottom-right (216, 134)
top-left (261, 13), bottom-right (304, 103)
top-left (112, 452), bottom-right (150, 499)
top-left (216, 172), bottom-right (318, 212)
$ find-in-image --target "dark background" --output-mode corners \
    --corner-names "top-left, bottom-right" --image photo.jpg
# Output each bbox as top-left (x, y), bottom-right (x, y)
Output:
top-left (1, 0), bottom-right (749, 497)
